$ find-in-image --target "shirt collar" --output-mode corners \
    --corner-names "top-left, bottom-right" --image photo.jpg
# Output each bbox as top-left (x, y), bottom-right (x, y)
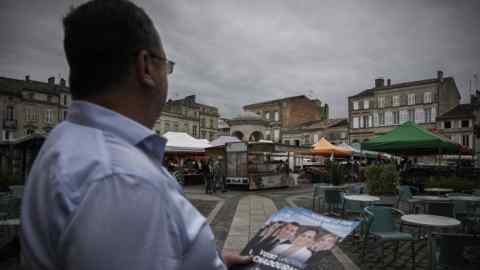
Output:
top-left (66, 101), bottom-right (166, 159)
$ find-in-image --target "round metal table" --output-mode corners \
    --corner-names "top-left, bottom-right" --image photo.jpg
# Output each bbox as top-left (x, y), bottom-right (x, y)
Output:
top-left (412, 195), bottom-right (451, 202)
top-left (424, 188), bottom-right (453, 195)
top-left (401, 214), bottom-right (461, 269)
top-left (343, 194), bottom-right (380, 203)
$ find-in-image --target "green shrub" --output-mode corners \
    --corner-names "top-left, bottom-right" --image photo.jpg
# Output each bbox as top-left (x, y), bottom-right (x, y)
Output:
top-left (365, 164), bottom-right (399, 195)
top-left (426, 176), bottom-right (477, 192)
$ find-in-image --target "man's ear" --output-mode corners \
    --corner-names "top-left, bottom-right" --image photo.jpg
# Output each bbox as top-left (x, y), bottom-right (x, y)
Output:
top-left (135, 50), bottom-right (156, 88)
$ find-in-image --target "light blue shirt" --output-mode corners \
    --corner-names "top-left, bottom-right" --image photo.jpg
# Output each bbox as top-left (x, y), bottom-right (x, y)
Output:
top-left (21, 101), bottom-right (226, 270)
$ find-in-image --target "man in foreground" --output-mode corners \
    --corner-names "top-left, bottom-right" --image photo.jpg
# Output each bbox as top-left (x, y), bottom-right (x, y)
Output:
top-left (20, 0), bottom-right (250, 269)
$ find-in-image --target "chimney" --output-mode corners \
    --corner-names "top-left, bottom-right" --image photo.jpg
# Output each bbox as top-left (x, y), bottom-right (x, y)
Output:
top-left (48, 76), bottom-right (55, 85)
top-left (387, 79), bottom-right (391, 86)
top-left (25, 75), bottom-right (30, 82)
top-left (437, 70), bottom-right (444, 82)
top-left (60, 78), bottom-right (66, 87)
top-left (375, 78), bottom-right (385, 88)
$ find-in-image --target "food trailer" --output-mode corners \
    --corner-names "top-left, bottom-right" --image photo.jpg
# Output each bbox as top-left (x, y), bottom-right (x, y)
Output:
top-left (225, 142), bottom-right (308, 190)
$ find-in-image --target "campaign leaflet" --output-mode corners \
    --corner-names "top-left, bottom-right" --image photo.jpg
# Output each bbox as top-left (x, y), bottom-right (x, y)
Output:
top-left (231, 208), bottom-right (360, 270)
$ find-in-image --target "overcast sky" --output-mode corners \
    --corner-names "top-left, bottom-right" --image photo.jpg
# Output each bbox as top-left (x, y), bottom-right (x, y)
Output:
top-left (1, 0), bottom-right (479, 118)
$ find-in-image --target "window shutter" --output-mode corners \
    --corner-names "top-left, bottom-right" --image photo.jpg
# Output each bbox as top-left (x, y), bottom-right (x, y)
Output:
top-left (431, 107), bottom-right (436, 122)
top-left (400, 110), bottom-right (408, 124)
top-left (415, 108), bottom-right (425, 123)
top-left (373, 112), bottom-right (379, 127)
top-left (368, 115), bottom-right (373, 128)
top-left (385, 111), bottom-right (393, 126)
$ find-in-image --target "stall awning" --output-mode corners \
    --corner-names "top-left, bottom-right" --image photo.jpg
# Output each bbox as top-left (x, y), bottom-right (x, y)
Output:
top-left (361, 121), bottom-right (461, 155)
top-left (310, 137), bottom-right (352, 157)
top-left (163, 132), bottom-right (210, 153)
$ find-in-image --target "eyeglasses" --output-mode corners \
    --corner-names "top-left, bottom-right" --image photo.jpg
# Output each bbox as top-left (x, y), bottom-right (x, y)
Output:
top-left (149, 52), bottom-right (175, 75)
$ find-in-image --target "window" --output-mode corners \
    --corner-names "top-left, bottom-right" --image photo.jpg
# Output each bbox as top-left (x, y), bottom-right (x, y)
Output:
top-left (378, 97), bottom-right (385, 108)
top-left (192, 125), bottom-right (197, 137)
top-left (363, 100), bottom-right (369, 109)
top-left (340, 132), bottom-right (346, 139)
top-left (209, 119), bottom-right (214, 129)
top-left (362, 115), bottom-right (369, 128)
top-left (63, 95), bottom-right (68, 105)
top-left (184, 123), bottom-right (189, 132)
top-left (274, 111), bottom-right (279, 121)
top-left (408, 109), bottom-right (415, 122)
top-left (461, 120), bottom-right (470, 128)
top-left (45, 110), bottom-right (54, 123)
top-left (201, 131), bottom-right (206, 139)
top-left (353, 101), bottom-right (359, 110)
top-left (304, 135), bottom-right (310, 145)
top-left (424, 108), bottom-right (432, 123)
top-left (408, 94), bottom-right (416, 105)
top-left (415, 108), bottom-right (425, 123)
top-left (424, 92), bottom-right (432, 103)
top-left (393, 111), bottom-right (400, 125)
top-left (265, 130), bottom-right (271, 140)
top-left (462, 135), bottom-right (470, 147)
top-left (63, 110), bottom-right (68, 120)
top-left (444, 121), bottom-right (451, 129)
top-left (352, 117), bottom-right (359, 129)
top-left (313, 134), bottom-right (319, 143)
top-left (200, 118), bottom-right (205, 127)
top-left (25, 129), bottom-right (35, 135)
top-left (174, 123), bottom-right (179, 131)
top-left (284, 140), bottom-right (290, 145)
top-left (294, 140), bottom-right (300, 146)
top-left (6, 106), bottom-right (14, 120)
top-left (164, 121), bottom-right (170, 131)
top-left (273, 129), bottom-right (280, 142)
top-left (392, 96), bottom-right (400, 107)
top-left (379, 112), bottom-right (385, 126)
top-left (2, 130), bottom-right (13, 141)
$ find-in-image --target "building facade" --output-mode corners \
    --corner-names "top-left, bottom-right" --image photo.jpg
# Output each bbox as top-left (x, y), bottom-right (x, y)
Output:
top-left (239, 95), bottom-right (329, 143)
top-left (436, 104), bottom-right (475, 151)
top-left (282, 118), bottom-right (348, 146)
top-left (348, 71), bottom-right (460, 143)
top-left (0, 75), bottom-right (72, 142)
top-left (153, 95), bottom-right (220, 141)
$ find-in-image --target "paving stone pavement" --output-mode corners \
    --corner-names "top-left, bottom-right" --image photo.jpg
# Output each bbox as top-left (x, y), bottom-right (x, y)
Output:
top-left (222, 195), bottom-right (277, 254)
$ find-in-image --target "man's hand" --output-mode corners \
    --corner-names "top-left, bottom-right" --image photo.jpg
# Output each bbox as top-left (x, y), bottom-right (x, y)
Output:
top-left (222, 251), bottom-right (253, 268)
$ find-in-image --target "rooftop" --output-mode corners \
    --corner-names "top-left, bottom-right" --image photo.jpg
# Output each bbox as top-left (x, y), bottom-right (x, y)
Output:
top-left (0, 76), bottom-right (70, 96)
top-left (436, 103), bottom-right (476, 120)
top-left (350, 77), bottom-right (454, 99)
top-left (243, 95), bottom-right (308, 109)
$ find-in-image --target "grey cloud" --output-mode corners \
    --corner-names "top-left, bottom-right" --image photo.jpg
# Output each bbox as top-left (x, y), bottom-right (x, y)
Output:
top-left (1, 0), bottom-right (479, 118)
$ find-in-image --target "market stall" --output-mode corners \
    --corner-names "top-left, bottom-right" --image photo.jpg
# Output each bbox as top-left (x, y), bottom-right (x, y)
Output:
top-left (163, 132), bottom-right (210, 185)
top-left (225, 142), bottom-right (308, 190)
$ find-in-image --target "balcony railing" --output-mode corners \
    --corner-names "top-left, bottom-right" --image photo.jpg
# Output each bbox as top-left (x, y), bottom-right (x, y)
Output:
top-left (3, 119), bottom-right (17, 129)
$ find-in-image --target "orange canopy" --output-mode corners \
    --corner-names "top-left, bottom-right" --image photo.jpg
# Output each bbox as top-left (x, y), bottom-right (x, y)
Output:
top-left (310, 137), bottom-right (352, 157)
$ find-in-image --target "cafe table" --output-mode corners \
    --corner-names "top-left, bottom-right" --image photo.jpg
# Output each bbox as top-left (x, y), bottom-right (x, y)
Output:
top-left (424, 188), bottom-right (453, 195)
top-left (401, 214), bottom-right (461, 269)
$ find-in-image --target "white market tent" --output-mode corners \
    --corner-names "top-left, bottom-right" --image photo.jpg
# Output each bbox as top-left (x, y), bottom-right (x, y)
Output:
top-left (163, 132), bottom-right (210, 153)
top-left (208, 136), bottom-right (241, 148)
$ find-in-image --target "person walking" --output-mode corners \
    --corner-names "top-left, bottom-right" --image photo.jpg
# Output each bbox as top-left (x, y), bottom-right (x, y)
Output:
top-left (20, 1), bottom-right (251, 269)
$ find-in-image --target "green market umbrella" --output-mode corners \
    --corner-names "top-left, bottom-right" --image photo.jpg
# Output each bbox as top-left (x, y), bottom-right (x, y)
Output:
top-left (361, 121), bottom-right (461, 155)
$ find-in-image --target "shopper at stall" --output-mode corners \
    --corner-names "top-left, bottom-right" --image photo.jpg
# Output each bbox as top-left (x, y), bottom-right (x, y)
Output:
top-left (20, 1), bottom-right (251, 269)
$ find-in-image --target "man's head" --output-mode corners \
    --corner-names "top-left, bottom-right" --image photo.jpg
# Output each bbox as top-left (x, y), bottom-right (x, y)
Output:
top-left (275, 222), bottom-right (299, 241)
top-left (63, 0), bottom-right (171, 125)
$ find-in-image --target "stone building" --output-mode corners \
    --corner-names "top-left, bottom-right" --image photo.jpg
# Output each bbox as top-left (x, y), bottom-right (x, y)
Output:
top-left (217, 118), bottom-right (230, 137)
top-left (237, 95), bottom-right (329, 143)
top-left (0, 75), bottom-right (72, 142)
top-left (282, 118), bottom-right (349, 146)
top-left (228, 112), bottom-right (269, 142)
top-left (348, 71), bottom-right (460, 143)
top-left (436, 104), bottom-right (475, 150)
top-left (153, 95), bottom-right (219, 141)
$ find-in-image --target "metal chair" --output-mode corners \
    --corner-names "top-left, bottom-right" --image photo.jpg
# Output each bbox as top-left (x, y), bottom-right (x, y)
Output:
top-left (397, 185), bottom-right (422, 213)
top-left (427, 202), bottom-right (455, 218)
top-left (362, 206), bottom-right (416, 269)
top-left (312, 184), bottom-right (326, 211)
top-left (324, 189), bottom-right (343, 214)
top-left (430, 232), bottom-right (480, 270)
